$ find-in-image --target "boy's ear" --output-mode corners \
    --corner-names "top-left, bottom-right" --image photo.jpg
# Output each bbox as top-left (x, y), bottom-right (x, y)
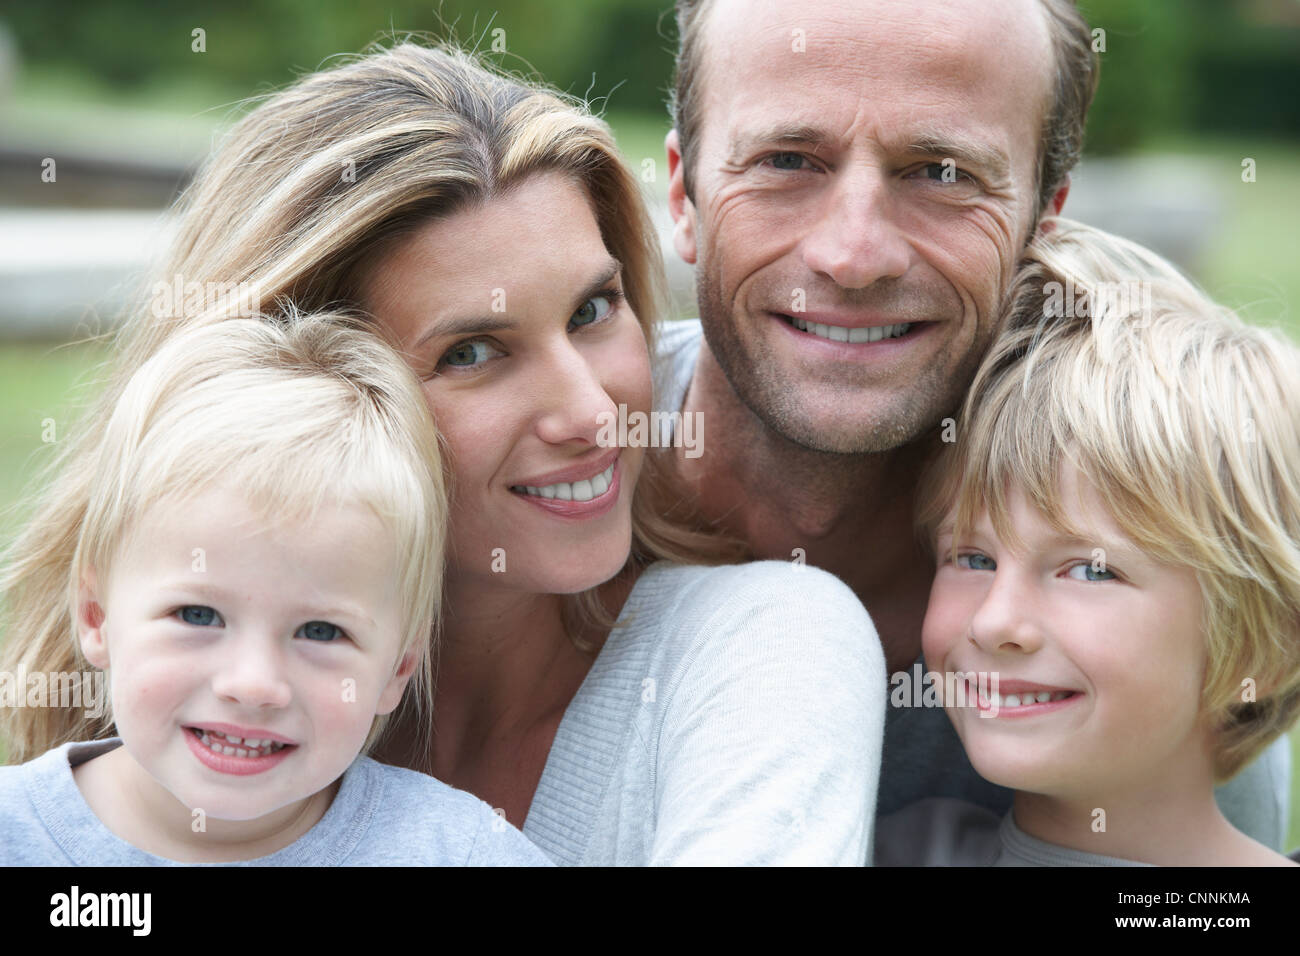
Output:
top-left (375, 649), bottom-right (418, 716)
top-left (77, 566), bottom-right (110, 669)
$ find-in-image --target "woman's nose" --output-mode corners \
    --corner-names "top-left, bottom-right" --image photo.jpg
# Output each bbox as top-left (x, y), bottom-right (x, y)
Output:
top-left (531, 346), bottom-right (619, 447)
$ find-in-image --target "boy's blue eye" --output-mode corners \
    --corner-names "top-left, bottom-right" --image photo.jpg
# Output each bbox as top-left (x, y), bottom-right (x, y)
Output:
top-left (956, 553), bottom-right (996, 571)
top-left (178, 605), bottom-right (221, 626)
top-left (298, 621), bottom-right (343, 642)
top-left (1067, 564), bottom-right (1116, 583)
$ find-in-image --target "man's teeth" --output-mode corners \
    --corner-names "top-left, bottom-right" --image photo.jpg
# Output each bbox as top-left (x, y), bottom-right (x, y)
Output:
top-left (790, 317), bottom-right (912, 343)
top-left (193, 728), bottom-right (288, 757)
top-left (986, 690), bottom-right (1075, 708)
top-left (513, 462), bottom-right (615, 501)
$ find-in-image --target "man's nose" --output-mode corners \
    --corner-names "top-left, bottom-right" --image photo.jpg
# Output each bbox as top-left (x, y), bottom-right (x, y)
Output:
top-left (801, 162), bottom-right (911, 290)
top-left (531, 342), bottom-right (620, 447)
top-left (967, 568), bottom-right (1046, 656)
top-left (211, 634), bottom-right (293, 708)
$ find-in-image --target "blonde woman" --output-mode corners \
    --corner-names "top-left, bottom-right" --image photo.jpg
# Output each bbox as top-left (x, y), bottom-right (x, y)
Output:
top-left (0, 43), bottom-right (885, 865)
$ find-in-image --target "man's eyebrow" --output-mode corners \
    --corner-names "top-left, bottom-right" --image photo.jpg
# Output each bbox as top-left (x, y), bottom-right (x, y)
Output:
top-left (904, 130), bottom-right (1011, 182)
top-left (412, 258), bottom-right (622, 351)
top-left (728, 123), bottom-right (835, 158)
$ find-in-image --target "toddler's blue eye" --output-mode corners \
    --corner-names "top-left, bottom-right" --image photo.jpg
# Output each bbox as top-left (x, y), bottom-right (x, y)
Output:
top-left (179, 605), bottom-right (221, 626)
top-left (298, 621), bottom-right (343, 642)
top-left (956, 553), bottom-right (996, 571)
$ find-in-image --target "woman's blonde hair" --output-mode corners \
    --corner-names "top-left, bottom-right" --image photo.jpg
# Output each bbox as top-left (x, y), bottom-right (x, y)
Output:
top-left (0, 40), bottom-right (741, 763)
top-left (63, 311), bottom-right (445, 757)
top-left (918, 218), bottom-right (1300, 782)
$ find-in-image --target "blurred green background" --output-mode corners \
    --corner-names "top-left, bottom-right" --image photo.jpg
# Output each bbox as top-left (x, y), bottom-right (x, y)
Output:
top-left (0, 0), bottom-right (1297, 850)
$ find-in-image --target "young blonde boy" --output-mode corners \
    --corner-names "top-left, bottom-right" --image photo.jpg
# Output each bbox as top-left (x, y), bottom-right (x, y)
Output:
top-left (0, 312), bottom-right (551, 866)
top-left (878, 220), bottom-right (1300, 866)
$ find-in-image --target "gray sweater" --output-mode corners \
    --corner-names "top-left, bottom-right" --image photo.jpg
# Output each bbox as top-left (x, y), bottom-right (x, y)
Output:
top-left (521, 560), bottom-right (886, 864)
top-left (0, 737), bottom-right (553, 866)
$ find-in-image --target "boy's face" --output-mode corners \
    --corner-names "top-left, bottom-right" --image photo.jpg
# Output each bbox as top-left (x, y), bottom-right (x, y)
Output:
top-left (78, 484), bottom-right (415, 822)
top-left (921, 465), bottom-right (1214, 799)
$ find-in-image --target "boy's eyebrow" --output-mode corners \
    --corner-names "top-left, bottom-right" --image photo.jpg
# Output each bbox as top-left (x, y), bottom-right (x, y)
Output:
top-left (158, 582), bottom-right (375, 627)
top-left (410, 257), bottom-right (622, 351)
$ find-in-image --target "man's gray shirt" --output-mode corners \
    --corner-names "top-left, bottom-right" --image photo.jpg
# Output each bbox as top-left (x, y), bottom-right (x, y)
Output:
top-left (653, 317), bottom-right (1292, 852)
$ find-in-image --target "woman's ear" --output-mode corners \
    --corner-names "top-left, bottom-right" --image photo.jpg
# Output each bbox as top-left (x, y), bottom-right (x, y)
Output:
top-left (77, 566), bottom-right (110, 669)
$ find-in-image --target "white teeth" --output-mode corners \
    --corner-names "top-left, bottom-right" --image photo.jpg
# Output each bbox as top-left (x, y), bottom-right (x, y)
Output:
top-left (987, 691), bottom-right (1074, 708)
top-left (513, 463), bottom-right (615, 502)
top-left (792, 317), bottom-right (911, 344)
top-left (193, 728), bottom-right (287, 756)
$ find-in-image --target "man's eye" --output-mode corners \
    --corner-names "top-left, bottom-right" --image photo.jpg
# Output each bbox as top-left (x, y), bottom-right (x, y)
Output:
top-left (439, 339), bottom-right (503, 370)
top-left (178, 605), bottom-right (222, 626)
top-left (570, 293), bottom-right (617, 329)
top-left (918, 162), bottom-right (973, 184)
top-left (766, 152), bottom-right (810, 172)
top-left (1066, 563), bottom-right (1116, 583)
top-left (297, 621), bottom-right (344, 642)
top-left (956, 553), bottom-right (996, 571)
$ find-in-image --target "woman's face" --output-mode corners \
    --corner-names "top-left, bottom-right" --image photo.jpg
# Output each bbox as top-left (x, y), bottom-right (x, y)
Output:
top-left (363, 171), bottom-right (652, 597)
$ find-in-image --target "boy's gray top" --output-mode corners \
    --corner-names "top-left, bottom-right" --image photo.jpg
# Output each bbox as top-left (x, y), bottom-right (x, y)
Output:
top-left (0, 738), bottom-right (553, 866)
top-left (875, 797), bottom-right (1154, 866)
top-left (522, 559), bottom-right (886, 865)
top-left (654, 317), bottom-right (1293, 854)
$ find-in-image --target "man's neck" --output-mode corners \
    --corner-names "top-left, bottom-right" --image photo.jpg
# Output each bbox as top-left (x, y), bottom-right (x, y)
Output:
top-left (674, 342), bottom-right (938, 674)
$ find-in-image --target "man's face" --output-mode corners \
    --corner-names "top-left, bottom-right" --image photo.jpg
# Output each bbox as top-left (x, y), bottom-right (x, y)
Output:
top-left (668, 0), bottom-right (1056, 453)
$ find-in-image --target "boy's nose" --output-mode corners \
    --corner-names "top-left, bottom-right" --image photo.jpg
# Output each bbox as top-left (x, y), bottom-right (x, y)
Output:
top-left (210, 637), bottom-right (293, 708)
top-left (967, 572), bottom-right (1046, 655)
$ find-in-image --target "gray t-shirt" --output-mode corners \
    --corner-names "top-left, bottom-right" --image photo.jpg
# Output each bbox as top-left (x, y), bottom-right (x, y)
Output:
top-left (0, 738), bottom-right (553, 866)
top-left (653, 317), bottom-right (1293, 852)
top-left (875, 797), bottom-right (1154, 866)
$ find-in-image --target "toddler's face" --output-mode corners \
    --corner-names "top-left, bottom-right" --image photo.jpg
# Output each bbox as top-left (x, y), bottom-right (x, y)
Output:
top-left (79, 484), bottom-right (414, 821)
top-left (921, 464), bottom-right (1213, 799)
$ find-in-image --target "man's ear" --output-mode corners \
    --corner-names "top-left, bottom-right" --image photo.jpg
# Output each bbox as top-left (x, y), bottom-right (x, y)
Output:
top-left (77, 567), bottom-right (110, 669)
top-left (665, 129), bottom-right (698, 265)
top-left (376, 649), bottom-right (419, 716)
top-left (1037, 175), bottom-right (1071, 235)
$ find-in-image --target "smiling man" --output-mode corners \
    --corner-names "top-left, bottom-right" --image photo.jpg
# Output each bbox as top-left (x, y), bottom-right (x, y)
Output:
top-left (656, 0), bottom-right (1291, 859)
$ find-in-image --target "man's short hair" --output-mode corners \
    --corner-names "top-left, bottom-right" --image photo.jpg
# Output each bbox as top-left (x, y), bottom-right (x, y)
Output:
top-left (669, 0), bottom-right (1100, 221)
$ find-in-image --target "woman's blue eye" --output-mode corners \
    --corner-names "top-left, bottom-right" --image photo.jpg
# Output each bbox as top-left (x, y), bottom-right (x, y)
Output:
top-left (297, 621), bottom-right (343, 642)
top-left (178, 605), bottom-right (221, 626)
top-left (441, 340), bottom-right (500, 368)
top-left (1067, 563), bottom-right (1116, 583)
top-left (570, 294), bottom-right (615, 329)
top-left (956, 553), bottom-right (996, 571)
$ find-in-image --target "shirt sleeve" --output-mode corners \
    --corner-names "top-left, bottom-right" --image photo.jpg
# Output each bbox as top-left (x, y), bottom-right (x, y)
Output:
top-left (464, 805), bottom-right (557, 867)
top-left (648, 564), bottom-right (886, 865)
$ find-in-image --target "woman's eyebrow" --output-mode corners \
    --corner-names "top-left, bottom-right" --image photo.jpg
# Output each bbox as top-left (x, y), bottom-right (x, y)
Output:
top-left (411, 258), bottom-right (622, 350)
